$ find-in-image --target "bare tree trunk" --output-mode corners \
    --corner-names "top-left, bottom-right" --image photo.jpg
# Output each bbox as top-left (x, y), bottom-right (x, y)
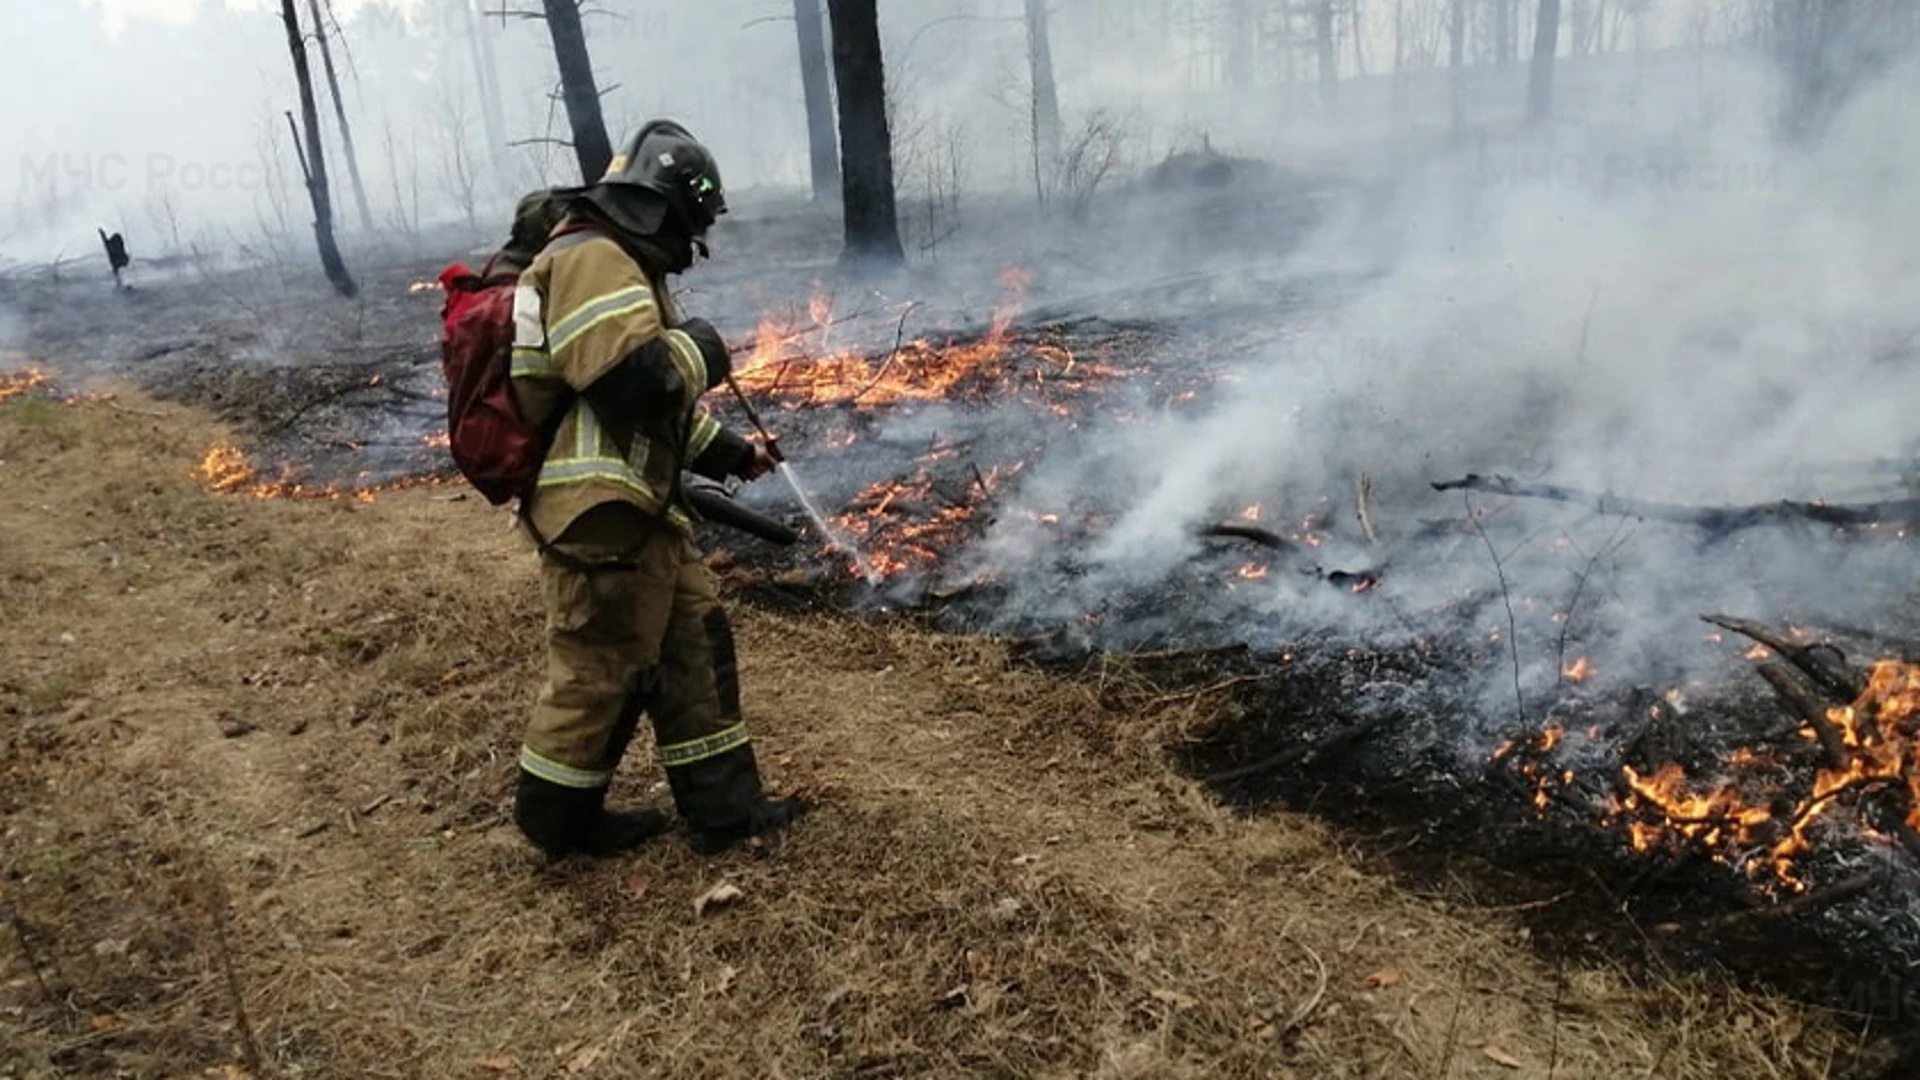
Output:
top-left (1026, 0), bottom-right (1063, 202)
top-left (1528, 0), bottom-right (1562, 120)
top-left (1450, 0), bottom-right (1467, 129)
top-left (541, 0), bottom-right (613, 184)
top-left (461, 0), bottom-right (512, 187)
top-left (1392, 0), bottom-right (1407, 112)
top-left (1570, 0), bottom-right (1592, 53)
top-left (1223, 0), bottom-right (1254, 89)
top-left (826, 0), bottom-right (904, 268)
top-left (1494, 0), bottom-right (1515, 65)
top-left (793, 0), bottom-right (840, 202)
top-left (1350, 0), bottom-right (1368, 77)
top-left (306, 0), bottom-right (374, 234)
top-left (279, 0), bottom-right (355, 296)
top-left (1315, 0), bottom-right (1339, 109)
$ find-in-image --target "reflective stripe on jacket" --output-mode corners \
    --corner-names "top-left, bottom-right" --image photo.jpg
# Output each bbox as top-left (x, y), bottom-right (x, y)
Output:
top-left (509, 229), bottom-right (736, 542)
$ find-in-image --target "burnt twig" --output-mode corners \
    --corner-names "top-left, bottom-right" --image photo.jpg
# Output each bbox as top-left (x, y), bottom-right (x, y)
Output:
top-left (207, 878), bottom-right (268, 1078)
top-left (849, 301), bottom-right (921, 404)
top-left (1355, 472), bottom-right (1379, 546)
top-left (1432, 474), bottom-right (1920, 534)
top-left (1205, 712), bottom-right (1391, 784)
top-left (1464, 493), bottom-right (1526, 727)
top-left (1688, 869), bottom-right (1890, 931)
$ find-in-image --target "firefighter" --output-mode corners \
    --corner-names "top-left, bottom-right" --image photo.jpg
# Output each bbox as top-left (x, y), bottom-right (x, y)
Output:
top-left (506, 120), bottom-right (808, 859)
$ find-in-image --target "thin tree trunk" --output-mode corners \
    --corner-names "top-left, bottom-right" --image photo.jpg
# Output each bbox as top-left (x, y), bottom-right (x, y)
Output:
top-left (1026, 0), bottom-right (1063, 202)
top-left (826, 0), bottom-right (904, 268)
top-left (1350, 0), bottom-right (1368, 78)
top-left (793, 0), bottom-right (839, 202)
top-left (279, 0), bottom-right (355, 296)
top-left (461, 0), bottom-right (512, 186)
top-left (541, 0), bottom-right (613, 183)
top-left (1393, 0), bottom-right (1411, 107)
top-left (1315, 0), bottom-right (1339, 109)
top-left (1223, 0), bottom-right (1254, 90)
top-left (306, 0), bottom-right (374, 234)
top-left (1528, 0), bottom-right (1562, 121)
top-left (1450, 0), bottom-right (1467, 129)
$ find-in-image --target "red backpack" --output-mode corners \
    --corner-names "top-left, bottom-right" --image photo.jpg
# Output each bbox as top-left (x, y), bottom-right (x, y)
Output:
top-left (435, 260), bottom-right (545, 505)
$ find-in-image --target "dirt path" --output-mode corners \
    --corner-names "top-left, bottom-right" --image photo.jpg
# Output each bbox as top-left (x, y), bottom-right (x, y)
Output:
top-left (0, 387), bottom-right (1896, 1078)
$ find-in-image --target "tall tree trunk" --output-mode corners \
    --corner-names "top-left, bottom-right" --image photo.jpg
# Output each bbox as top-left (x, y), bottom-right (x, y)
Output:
top-left (461, 0), bottom-right (512, 187)
top-left (279, 0), bottom-right (355, 296)
top-left (305, 0), bottom-right (374, 234)
top-left (826, 0), bottom-right (904, 268)
top-left (1315, 0), bottom-right (1339, 109)
top-left (541, 0), bottom-right (613, 184)
top-left (1570, 0), bottom-right (1591, 53)
top-left (1494, 0), bottom-right (1514, 65)
top-left (1449, 0), bottom-right (1467, 129)
top-left (1350, 0), bottom-right (1368, 77)
top-left (1223, 0), bottom-right (1254, 89)
top-left (1026, 0), bottom-right (1063, 201)
top-left (793, 0), bottom-right (839, 202)
top-left (1392, 0), bottom-right (1406, 113)
top-left (1527, 0), bottom-right (1562, 120)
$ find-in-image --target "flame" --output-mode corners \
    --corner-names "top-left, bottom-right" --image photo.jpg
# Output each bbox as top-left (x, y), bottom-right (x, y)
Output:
top-left (1563, 656), bottom-right (1596, 684)
top-left (423, 431), bottom-right (451, 450)
top-left (195, 442), bottom-right (444, 504)
top-left (0, 367), bottom-right (50, 402)
top-left (1236, 563), bottom-right (1270, 581)
top-left (1606, 658), bottom-right (1920, 888)
top-left (1745, 644), bottom-right (1773, 661)
top-left (408, 280), bottom-right (439, 294)
top-left (733, 267), bottom-right (1112, 408)
top-left (832, 459), bottom-right (1023, 580)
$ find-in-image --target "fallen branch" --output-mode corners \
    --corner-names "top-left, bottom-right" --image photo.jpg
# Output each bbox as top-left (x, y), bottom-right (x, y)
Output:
top-left (1432, 474), bottom-right (1920, 534)
top-left (1276, 936), bottom-right (1329, 1037)
top-left (1689, 869), bottom-right (1890, 931)
top-left (1755, 662), bottom-right (1852, 771)
top-left (207, 878), bottom-right (268, 1079)
top-left (1201, 523), bottom-right (1292, 550)
top-left (1152, 675), bottom-right (1266, 707)
top-left (1703, 614), bottom-right (1869, 702)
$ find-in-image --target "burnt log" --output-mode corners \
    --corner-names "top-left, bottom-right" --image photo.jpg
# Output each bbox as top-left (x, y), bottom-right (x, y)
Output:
top-left (1201, 523), bottom-right (1293, 550)
top-left (1431, 474), bottom-right (1920, 534)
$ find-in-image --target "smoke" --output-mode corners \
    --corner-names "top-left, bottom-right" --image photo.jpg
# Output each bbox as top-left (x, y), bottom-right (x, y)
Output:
top-left (967, 47), bottom-right (1920, 694)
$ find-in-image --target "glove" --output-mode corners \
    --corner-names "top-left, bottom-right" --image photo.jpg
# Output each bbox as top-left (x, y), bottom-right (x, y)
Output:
top-left (678, 317), bottom-right (731, 390)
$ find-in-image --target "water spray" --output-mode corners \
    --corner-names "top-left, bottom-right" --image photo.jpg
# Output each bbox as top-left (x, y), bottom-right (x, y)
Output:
top-left (724, 373), bottom-right (882, 587)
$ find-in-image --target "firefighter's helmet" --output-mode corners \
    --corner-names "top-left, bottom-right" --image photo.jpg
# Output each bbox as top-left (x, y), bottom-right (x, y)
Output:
top-left (600, 120), bottom-right (728, 234)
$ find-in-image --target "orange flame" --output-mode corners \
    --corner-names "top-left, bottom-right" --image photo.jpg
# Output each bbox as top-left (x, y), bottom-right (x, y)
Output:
top-left (1562, 656), bottom-right (1596, 684)
top-left (0, 368), bottom-right (50, 402)
top-left (194, 442), bottom-right (444, 504)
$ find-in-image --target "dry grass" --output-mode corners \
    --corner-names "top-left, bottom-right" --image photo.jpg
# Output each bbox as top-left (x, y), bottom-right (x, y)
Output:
top-left (0, 389), bottom-right (1900, 1079)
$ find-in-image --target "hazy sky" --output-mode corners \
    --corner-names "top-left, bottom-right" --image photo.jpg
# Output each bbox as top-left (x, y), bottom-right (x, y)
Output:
top-left (102, 0), bottom-right (375, 31)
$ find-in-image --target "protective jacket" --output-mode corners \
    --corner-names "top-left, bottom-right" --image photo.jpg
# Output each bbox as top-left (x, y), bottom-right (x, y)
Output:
top-left (508, 224), bottom-right (749, 544)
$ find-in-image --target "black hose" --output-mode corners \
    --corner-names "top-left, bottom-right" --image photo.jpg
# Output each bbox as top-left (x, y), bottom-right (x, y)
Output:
top-left (685, 485), bottom-right (799, 546)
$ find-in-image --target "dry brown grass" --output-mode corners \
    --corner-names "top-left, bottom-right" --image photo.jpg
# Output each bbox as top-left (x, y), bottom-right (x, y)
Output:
top-left (0, 388), bottom-right (1901, 1079)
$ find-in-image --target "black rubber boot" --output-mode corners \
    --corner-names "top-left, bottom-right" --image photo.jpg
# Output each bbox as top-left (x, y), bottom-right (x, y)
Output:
top-left (514, 770), bottom-right (666, 860)
top-left (687, 795), bottom-right (811, 856)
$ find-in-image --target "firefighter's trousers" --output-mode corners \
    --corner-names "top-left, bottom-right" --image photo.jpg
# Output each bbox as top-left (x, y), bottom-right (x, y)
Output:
top-left (518, 503), bottom-right (767, 830)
